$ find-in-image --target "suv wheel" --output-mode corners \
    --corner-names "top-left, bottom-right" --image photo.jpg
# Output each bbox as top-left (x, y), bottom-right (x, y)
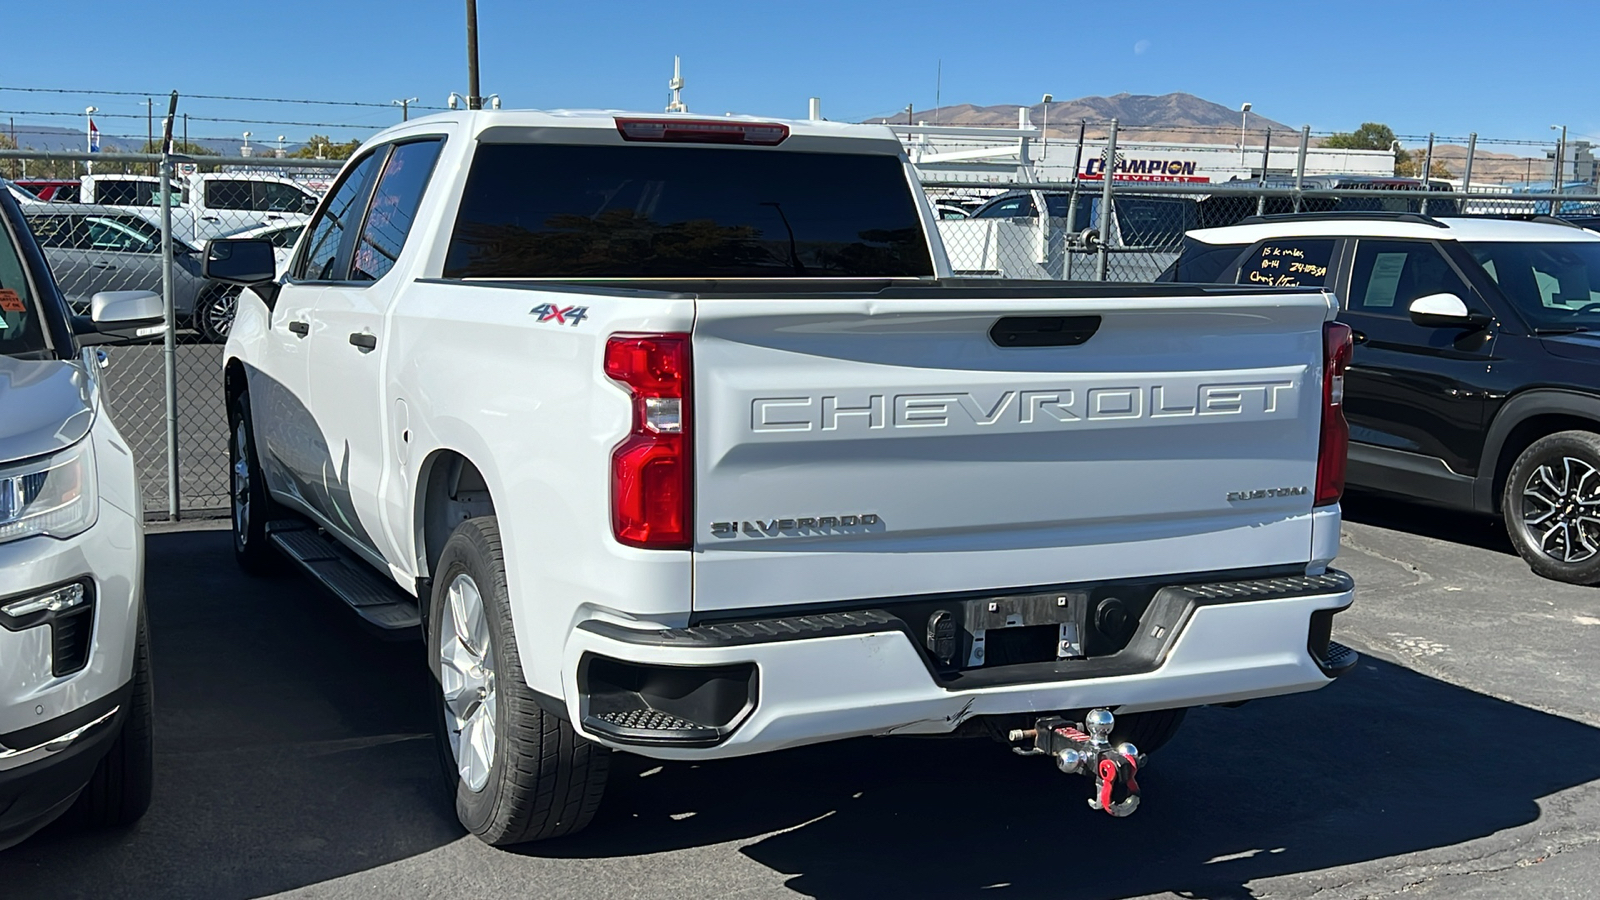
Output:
top-left (194, 287), bottom-right (239, 344)
top-left (428, 516), bottom-right (610, 845)
top-left (1504, 430), bottom-right (1600, 584)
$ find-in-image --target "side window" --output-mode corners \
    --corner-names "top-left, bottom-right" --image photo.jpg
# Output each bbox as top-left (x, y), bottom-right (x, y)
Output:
top-left (975, 196), bottom-right (1035, 219)
top-left (86, 219), bottom-right (155, 253)
top-left (295, 152), bottom-right (382, 281)
top-left (1237, 238), bottom-right (1337, 288)
top-left (1347, 240), bottom-right (1469, 316)
top-left (351, 140), bottom-right (444, 282)
top-left (205, 180), bottom-right (254, 211)
top-left (255, 181), bottom-right (315, 214)
top-left (25, 216), bottom-right (81, 249)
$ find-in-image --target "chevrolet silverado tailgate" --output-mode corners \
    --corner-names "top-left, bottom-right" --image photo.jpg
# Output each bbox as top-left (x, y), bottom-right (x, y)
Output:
top-left (691, 284), bottom-right (1334, 612)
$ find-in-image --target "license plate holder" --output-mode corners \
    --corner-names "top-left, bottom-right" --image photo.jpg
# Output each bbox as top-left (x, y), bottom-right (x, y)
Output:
top-left (963, 591), bottom-right (1089, 667)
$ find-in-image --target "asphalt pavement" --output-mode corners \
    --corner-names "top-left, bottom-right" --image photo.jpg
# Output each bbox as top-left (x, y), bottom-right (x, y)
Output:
top-left (3, 496), bottom-right (1599, 900)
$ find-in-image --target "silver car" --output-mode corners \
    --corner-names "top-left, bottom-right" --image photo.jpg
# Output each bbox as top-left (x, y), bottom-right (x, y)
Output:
top-left (22, 206), bottom-right (238, 342)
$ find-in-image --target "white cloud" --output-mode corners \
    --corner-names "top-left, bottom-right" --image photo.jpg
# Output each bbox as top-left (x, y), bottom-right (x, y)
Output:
top-left (1134, 39), bottom-right (1151, 55)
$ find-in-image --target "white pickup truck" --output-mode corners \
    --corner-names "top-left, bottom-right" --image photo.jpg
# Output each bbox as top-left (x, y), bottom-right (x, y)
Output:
top-left (206, 110), bottom-right (1357, 844)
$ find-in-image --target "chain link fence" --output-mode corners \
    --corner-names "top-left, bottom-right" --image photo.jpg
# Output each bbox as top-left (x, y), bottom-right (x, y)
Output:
top-left (929, 179), bottom-right (1600, 283)
top-left (5, 145), bottom-right (1600, 520)
top-left (3, 148), bottom-right (339, 520)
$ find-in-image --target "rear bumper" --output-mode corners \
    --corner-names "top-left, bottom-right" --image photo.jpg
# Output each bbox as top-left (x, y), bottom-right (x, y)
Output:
top-left (562, 572), bottom-right (1355, 759)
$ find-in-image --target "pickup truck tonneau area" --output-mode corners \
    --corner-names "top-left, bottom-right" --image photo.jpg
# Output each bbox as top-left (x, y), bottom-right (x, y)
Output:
top-left (215, 108), bottom-right (1356, 844)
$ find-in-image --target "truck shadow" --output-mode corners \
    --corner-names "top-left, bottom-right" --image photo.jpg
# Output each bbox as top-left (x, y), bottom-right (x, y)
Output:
top-left (538, 657), bottom-right (1600, 900)
top-left (1342, 489), bottom-right (1515, 556)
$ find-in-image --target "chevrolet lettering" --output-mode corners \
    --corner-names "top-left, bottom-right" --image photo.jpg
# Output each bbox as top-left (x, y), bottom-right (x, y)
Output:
top-left (750, 379), bottom-right (1298, 435)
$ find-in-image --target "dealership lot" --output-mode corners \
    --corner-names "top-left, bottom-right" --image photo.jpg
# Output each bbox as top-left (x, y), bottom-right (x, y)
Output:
top-left (0, 498), bottom-right (1596, 900)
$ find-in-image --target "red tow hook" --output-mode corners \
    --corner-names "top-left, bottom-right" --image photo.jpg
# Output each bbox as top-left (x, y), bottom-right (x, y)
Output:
top-left (1009, 708), bottom-right (1146, 818)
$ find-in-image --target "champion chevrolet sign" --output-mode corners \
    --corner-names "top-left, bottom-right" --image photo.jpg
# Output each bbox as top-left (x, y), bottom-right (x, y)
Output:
top-left (1081, 155), bottom-right (1209, 183)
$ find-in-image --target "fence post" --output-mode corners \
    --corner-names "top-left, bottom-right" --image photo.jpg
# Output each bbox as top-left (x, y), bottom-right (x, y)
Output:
top-left (1420, 133), bottom-right (1436, 216)
top-left (159, 154), bottom-right (179, 521)
top-left (1293, 125), bottom-right (1309, 213)
top-left (1064, 120), bottom-right (1085, 280)
top-left (1461, 132), bottom-right (1477, 198)
top-left (1257, 129), bottom-right (1272, 216)
top-left (1095, 118), bottom-right (1117, 282)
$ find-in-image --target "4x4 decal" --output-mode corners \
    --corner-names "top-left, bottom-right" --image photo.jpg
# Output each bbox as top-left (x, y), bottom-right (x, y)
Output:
top-left (530, 303), bottom-right (589, 326)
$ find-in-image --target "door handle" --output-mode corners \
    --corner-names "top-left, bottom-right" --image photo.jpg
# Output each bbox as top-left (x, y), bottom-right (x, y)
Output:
top-left (349, 332), bottom-right (377, 351)
top-left (1351, 330), bottom-right (1369, 345)
top-left (91, 263), bottom-right (117, 270)
top-left (287, 320), bottom-right (309, 336)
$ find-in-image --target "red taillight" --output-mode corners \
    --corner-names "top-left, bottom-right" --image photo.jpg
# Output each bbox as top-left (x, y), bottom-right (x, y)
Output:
top-left (605, 334), bottom-right (692, 548)
top-left (615, 117), bottom-right (789, 146)
top-left (1316, 321), bottom-right (1354, 507)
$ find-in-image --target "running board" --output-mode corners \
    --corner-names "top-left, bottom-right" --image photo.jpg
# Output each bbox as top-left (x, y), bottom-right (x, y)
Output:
top-left (266, 519), bottom-right (421, 640)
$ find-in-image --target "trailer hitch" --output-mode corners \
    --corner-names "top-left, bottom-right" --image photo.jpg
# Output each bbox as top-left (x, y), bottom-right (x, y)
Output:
top-left (1010, 709), bottom-right (1144, 817)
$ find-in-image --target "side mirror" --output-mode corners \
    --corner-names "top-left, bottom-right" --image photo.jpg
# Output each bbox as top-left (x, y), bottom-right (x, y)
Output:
top-left (204, 238), bottom-right (277, 285)
top-left (74, 290), bottom-right (165, 345)
top-left (1408, 292), bottom-right (1491, 329)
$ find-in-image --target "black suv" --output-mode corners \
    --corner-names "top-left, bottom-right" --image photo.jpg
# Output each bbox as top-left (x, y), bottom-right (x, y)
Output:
top-left (1164, 212), bottom-right (1600, 584)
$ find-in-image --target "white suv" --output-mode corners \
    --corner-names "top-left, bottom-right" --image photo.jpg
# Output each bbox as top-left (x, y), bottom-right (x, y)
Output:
top-left (0, 190), bottom-right (161, 850)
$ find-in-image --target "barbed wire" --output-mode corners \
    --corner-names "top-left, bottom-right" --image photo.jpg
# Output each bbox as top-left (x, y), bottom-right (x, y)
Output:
top-left (0, 85), bottom-right (447, 111)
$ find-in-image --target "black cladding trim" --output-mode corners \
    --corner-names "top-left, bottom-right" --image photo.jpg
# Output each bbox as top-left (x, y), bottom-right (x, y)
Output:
top-left (989, 315), bottom-right (1102, 348)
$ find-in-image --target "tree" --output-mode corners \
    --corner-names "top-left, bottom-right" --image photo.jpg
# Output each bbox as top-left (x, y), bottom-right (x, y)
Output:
top-left (0, 130), bottom-right (16, 179)
top-left (1323, 122), bottom-right (1407, 170)
top-left (1396, 149), bottom-right (1452, 180)
top-left (290, 134), bottom-right (360, 160)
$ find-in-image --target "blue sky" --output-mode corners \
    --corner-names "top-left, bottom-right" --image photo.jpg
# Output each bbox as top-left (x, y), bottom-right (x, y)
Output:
top-left (4, 0), bottom-right (1594, 152)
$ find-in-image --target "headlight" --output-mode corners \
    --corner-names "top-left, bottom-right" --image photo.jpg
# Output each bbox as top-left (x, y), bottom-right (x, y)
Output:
top-left (0, 441), bottom-right (98, 544)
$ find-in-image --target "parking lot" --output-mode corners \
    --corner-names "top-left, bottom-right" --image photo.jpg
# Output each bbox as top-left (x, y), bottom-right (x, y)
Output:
top-left (1, 496), bottom-right (1596, 900)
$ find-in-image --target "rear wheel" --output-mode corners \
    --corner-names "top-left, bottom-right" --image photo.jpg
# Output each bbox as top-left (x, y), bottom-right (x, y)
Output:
top-left (1504, 430), bottom-right (1600, 585)
top-left (229, 391), bottom-right (278, 575)
top-left (428, 516), bottom-right (610, 845)
top-left (66, 602), bottom-right (154, 829)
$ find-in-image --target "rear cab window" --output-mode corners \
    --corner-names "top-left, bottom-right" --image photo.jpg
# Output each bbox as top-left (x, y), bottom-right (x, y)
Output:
top-left (444, 144), bottom-right (934, 279)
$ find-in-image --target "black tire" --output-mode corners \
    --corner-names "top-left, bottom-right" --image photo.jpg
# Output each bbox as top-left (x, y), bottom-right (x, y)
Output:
top-left (194, 286), bottom-right (239, 344)
top-left (428, 516), bottom-right (610, 845)
top-left (67, 602), bottom-right (154, 828)
top-left (229, 390), bottom-right (279, 575)
top-left (1110, 708), bottom-right (1187, 754)
top-left (1504, 430), bottom-right (1600, 585)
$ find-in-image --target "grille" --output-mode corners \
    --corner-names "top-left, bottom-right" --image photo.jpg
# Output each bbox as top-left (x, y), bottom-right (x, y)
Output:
top-left (51, 606), bottom-right (94, 676)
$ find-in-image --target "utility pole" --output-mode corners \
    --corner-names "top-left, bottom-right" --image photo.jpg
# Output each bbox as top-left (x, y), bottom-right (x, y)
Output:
top-left (393, 97), bottom-right (419, 121)
top-left (465, 0), bottom-right (483, 110)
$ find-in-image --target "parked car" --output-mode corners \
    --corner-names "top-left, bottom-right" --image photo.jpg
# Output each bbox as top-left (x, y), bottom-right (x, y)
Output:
top-left (0, 187), bottom-right (160, 850)
top-left (23, 206), bottom-right (238, 342)
top-left (208, 109), bottom-right (1357, 844)
top-left (13, 180), bottom-right (79, 203)
top-left (1163, 210), bottom-right (1600, 583)
top-left (79, 173), bottom-right (318, 244)
top-left (1198, 175), bottom-right (1460, 229)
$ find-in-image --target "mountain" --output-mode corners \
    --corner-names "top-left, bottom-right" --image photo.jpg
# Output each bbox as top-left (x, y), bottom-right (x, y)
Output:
top-left (867, 92), bottom-right (1293, 144)
top-left (5, 123), bottom-right (304, 157)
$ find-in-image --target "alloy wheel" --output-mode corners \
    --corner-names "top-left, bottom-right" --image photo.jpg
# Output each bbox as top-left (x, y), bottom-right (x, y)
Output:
top-left (439, 572), bottom-right (497, 792)
top-left (206, 289), bottom-right (238, 340)
top-left (1521, 456), bottom-right (1600, 564)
